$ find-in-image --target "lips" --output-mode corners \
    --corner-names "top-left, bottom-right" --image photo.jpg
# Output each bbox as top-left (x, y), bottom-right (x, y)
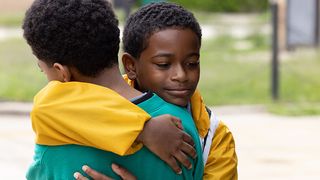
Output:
top-left (164, 88), bottom-right (191, 97)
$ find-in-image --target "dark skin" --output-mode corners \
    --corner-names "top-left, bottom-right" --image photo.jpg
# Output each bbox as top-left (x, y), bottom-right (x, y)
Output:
top-left (124, 28), bottom-right (200, 107)
top-left (76, 28), bottom-right (201, 179)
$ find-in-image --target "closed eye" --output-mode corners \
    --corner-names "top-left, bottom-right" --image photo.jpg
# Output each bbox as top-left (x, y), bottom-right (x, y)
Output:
top-left (155, 63), bottom-right (170, 68)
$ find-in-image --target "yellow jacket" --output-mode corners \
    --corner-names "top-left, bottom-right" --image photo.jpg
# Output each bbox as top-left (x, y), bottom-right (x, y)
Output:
top-left (124, 75), bottom-right (238, 179)
top-left (32, 79), bottom-right (237, 179)
top-left (31, 81), bottom-right (150, 155)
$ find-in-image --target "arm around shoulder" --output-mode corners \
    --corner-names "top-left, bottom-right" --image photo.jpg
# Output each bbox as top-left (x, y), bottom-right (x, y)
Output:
top-left (31, 82), bottom-right (151, 155)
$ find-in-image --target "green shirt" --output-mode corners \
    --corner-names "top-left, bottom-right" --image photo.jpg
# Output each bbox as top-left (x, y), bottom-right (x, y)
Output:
top-left (26, 93), bottom-right (204, 180)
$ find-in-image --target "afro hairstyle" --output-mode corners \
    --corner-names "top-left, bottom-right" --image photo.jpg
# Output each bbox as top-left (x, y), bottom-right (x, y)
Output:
top-left (23, 0), bottom-right (120, 77)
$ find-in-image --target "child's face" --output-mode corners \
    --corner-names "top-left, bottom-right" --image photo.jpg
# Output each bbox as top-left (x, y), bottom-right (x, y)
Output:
top-left (132, 28), bottom-right (200, 106)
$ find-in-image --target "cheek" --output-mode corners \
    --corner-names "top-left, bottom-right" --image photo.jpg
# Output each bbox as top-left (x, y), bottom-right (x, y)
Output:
top-left (142, 68), bottom-right (166, 81)
top-left (143, 74), bottom-right (163, 88)
top-left (190, 71), bottom-right (200, 85)
top-left (140, 72), bottom-right (166, 90)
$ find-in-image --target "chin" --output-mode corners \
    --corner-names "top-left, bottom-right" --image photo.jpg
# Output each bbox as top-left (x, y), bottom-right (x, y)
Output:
top-left (161, 95), bottom-right (188, 107)
top-left (170, 100), bottom-right (188, 107)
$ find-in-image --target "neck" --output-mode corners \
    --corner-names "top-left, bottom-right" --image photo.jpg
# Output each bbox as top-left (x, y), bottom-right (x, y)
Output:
top-left (71, 66), bottom-right (142, 100)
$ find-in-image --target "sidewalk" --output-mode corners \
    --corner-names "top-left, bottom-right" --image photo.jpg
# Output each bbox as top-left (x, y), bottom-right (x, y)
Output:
top-left (0, 101), bottom-right (32, 116)
top-left (1, 102), bottom-right (320, 179)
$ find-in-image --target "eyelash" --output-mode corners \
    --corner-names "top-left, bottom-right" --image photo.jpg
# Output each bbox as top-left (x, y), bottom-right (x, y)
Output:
top-left (154, 60), bottom-right (199, 69)
top-left (156, 63), bottom-right (170, 68)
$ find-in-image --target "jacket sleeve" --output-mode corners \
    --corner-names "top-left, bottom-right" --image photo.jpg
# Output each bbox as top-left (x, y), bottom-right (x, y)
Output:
top-left (32, 81), bottom-right (151, 156)
top-left (203, 121), bottom-right (238, 180)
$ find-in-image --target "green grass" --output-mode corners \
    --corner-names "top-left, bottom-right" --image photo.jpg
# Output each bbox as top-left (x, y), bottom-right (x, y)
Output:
top-left (0, 38), bottom-right (47, 101)
top-left (1, 37), bottom-right (320, 116)
top-left (198, 35), bottom-right (270, 105)
top-left (280, 51), bottom-right (320, 102)
top-left (0, 13), bottom-right (25, 27)
top-left (267, 102), bottom-right (320, 116)
top-left (267, 50), bottom-right (320, 116)
top-left (0, 10), bottom-right (126, 27)
top-left (198, 34), bottom-right (320, 115)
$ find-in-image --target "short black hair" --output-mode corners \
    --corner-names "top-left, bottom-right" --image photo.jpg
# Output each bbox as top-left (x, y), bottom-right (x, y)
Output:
top-left (23, 0), bottom-right (120, 77)
top-left (122, 2), bottom-right (202, 59)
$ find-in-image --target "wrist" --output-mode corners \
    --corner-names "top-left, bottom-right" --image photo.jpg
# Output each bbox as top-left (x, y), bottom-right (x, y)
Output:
top-left (136, 120), bottom-right (150, 143)
top-left (136, 133), bottom-right (143, 143)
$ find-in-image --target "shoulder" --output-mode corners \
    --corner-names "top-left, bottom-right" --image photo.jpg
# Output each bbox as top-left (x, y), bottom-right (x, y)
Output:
top-left (212, 121), bottom-right (236, 149)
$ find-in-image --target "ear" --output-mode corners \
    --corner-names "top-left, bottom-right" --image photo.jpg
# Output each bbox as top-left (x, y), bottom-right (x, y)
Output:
top-left (52, 63), bottom-right (72, 82)
top-left (122, 53), bottom-right (137, 80)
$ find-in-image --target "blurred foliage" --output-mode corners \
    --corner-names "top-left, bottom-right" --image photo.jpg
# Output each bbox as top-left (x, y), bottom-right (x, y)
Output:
top-left (0, 13), bottom-right (24, 27)
top-left (139, 0), bottom-right (270, 12)
top-left (0, 38), bottom-right (47, 101)
top-left (169, 0), bottom-right (268, 12)
top-left (268, 102), bottom-right (320, 116)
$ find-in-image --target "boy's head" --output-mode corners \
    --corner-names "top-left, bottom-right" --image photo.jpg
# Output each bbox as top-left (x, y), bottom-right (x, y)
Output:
top-left (23, 0), bottom-right (120, 80)
top-left (122, 2), bottom-right (202, 106)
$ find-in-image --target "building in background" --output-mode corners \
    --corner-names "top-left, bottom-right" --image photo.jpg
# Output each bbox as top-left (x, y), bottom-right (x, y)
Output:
top-left (277, 0), bottom-right (320, 50)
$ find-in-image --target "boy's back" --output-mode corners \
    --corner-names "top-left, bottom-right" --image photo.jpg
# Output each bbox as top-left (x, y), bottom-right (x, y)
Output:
top-left (27, 82), bottom-right (203, 180)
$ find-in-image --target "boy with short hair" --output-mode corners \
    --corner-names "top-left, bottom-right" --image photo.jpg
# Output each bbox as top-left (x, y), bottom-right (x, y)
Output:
top-left (121, 2), bottom-right (237, 179)
top-left (23, 0), bottom-right (203, 179)
top-left (78, 2), bottom-right (238, 179)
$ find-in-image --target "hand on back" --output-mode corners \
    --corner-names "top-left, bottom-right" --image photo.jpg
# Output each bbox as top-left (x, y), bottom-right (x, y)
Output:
top-left (137, 114), bottom-right (197, 174)
top-left (74, 164), bottom-right (136, 180)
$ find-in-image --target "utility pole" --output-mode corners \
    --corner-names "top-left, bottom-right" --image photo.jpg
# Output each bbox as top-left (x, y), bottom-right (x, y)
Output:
top-left (315, 0), bottom-right (320, 46)
top-left (270, 0), bottom-right (279, 100)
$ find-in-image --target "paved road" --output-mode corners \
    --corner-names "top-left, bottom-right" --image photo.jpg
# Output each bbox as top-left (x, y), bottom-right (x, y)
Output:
top-left (220, 111), bottom-right (320, 180)
top-left (0, 115), bottom-right (33, 179)
top-left (1, 105), bottom-right (320, 179)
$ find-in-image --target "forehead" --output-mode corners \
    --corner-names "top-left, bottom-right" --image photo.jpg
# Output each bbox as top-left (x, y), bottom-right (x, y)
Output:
top-left (144, 28), bottom-right (200, 53)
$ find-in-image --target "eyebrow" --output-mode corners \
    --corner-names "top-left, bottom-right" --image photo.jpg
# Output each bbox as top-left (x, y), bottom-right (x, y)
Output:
top-left (151, 52), bottom-right (200, 59)
top-left (151, 53), bottom-right (173, 59)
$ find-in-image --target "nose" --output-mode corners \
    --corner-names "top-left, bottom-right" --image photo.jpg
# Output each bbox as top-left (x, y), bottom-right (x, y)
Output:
top-left (171, 65), bottom-right (187, 82)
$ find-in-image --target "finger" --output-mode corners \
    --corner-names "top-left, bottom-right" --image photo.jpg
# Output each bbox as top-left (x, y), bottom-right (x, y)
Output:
top-left (165, 156), bottom-right (182, 174)
top-left (180, 141), bottom-right (197, 159)
top-left (73, 172), bottom-right (89, 180)
top-left (82, 165), bottom-right (112, 180)
top-left (111, 164), bottom-right (136, 180)
top-left (171, 116), bottom-right (183, 130)
top-left (172, 150), bottom-right (192, 170)
top-left (182, 132), bottom-right (195, 147)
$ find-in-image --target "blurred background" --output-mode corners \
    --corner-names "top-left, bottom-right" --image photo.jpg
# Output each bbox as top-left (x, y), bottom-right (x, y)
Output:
top-left (0, 0), bottom-right (319, 179)
top-left (1, 0), bottom-right (319, 115)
